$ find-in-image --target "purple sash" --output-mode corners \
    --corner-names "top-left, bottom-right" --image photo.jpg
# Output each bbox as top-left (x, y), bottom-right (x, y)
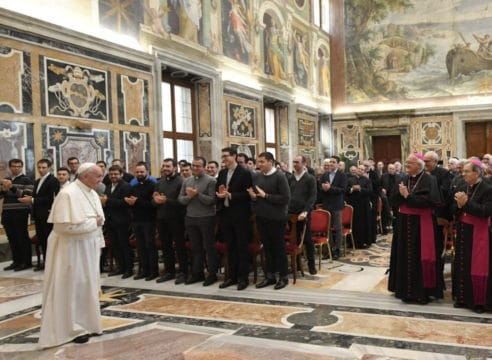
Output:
top-left (460, 213), bottom-right (490, 305)
top-left (399, 204), bottom-right (436, 288)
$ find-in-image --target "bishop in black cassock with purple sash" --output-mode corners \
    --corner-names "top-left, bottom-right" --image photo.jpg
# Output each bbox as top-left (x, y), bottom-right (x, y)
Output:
top-left (389, 154), bottom-right (443, 303)
top-left (453, 160), bottom-right (492, 313)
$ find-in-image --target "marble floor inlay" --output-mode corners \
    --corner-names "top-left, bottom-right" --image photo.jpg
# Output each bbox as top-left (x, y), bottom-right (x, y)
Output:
top-left (109, 294), bottom-right (312, 328)
top-left (1, 232), bottom-right (491, 359)
top-left (314, 311), bottom-right (492, 348)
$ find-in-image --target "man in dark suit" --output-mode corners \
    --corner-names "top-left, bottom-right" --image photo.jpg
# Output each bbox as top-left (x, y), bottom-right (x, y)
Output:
top-left (319, 156), bottom-right (348, 259)
top-left (18, 159), bottom-right (59, 271)
top-left (101, 165), bottom-right (133, 278)
top-left (216, 147), bottom-right (253, 290)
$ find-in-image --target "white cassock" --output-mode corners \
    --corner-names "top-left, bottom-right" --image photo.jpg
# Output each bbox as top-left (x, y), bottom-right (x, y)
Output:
top-left (38, 180), bottom-right (105, 348)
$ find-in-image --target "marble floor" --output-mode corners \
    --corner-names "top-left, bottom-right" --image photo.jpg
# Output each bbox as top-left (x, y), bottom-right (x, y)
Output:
top-left (0, 235), bottom-right (491, 359)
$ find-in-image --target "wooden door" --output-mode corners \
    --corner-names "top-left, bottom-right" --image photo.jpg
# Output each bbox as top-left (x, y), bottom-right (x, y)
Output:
top-left (465, 122), bottom-right (492, 158)
top-left (372, 135), bottom-right (402, 166)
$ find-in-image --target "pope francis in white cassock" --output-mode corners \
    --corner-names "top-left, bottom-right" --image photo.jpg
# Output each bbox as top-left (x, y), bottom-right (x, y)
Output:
top-left (39, 163), bottom-right (105, 347)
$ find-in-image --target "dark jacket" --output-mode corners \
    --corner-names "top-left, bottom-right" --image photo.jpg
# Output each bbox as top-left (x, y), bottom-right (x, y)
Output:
top-left (128, 177), bottom-right (156, 222)
top-left (153, 173), bottom-right (184, 220)
top-left (104, 180), bottom-right (131, 224)
top-left (319, 170), bottom-right (348, 212)
top-left (32, 174), bottom-right (59, 220)
top-left (288, 171), bottom-right (317, 214)
top-left (216, 164), bottom-right (252, 217)
top-left (0, 174), bottom-right (34, 212)
top-left (253, 170), bottom-right (291, 221)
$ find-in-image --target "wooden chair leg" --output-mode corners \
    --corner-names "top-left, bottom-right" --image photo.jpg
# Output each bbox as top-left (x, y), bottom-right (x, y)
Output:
top-left (318, 244), bottom-right (322, 270)
top-left (351, 234), bottom-right (356, 252)
top-left (327, 243), bottom-right (333, 262)
top-left (292, 254), bottom-right (297, 284)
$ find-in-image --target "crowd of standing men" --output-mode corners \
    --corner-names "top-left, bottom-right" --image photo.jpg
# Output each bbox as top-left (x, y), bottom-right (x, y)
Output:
top-left (1, 151), bottom-right (491, 315)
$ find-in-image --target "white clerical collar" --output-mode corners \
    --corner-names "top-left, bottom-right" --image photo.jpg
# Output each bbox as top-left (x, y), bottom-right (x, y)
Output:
top-left (294, 169), bottom-right (306, 181)
top-left (262, 167), bottom-right (277, 176)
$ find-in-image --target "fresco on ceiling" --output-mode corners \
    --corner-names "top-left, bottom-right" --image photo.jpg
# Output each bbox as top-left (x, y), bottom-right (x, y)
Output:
top-left (345, 0), bottom-right (492, 103)
top-left (222, 0), bottom-right (252, 64)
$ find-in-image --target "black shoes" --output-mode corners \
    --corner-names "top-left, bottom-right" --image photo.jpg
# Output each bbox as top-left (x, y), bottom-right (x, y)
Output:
top-left (3, 263), bottom-right (18, 271)
top-left (473, 306), bottom-right (485, 314)
top-left (133, 273), bottom-right (146, 280)
top-left (156, 273), bottom-right (175, 283)
top-left (14, 263), bottom-right (32, 271)
top-left (33, 264), bottom-right (45, 272)
top-left (108, 270), bottom-right (123, 277)
top-left (145, 274), bottom-right (158, 281)
top-left (121, 271), bottom-right (133, 279)
top-left (274, 278), bottom-right (288, 290)
top-left (255, 278), bottom-right (276, 288)
top-left (219, 278), bottom-right (237, 289)
top-left (203, 275), bottom-right (217, 286)
top-left (174, 273), bottom-right (187, 285)
top-left (237, 281), bottom-right (248, 291)
top-left (72, 334), bottom-right (90, 344)
top-left (185, 274), bottom-right (205, 285)
top-left (309, 267), bottom-right (317, 275)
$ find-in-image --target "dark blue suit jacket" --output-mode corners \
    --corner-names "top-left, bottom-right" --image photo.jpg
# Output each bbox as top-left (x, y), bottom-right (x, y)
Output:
top-left (319, 170), bottom-right (348, 212)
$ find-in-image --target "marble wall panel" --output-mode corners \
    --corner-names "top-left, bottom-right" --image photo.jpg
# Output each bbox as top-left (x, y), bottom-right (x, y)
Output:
top-left (410, 115), bottom-right (455, 161)
top-left (43, 124), bottom-right (112, 168)
top-left (0, 121), bottom-right (34, 179)
top-left (41, 57), bottom-right (110, 121)
top-left (118, 75), bottom-right (149, 126)
top-left (198, 82), bottom-right (212, 137)
top-left (0, 47), bottom-right (31, 114)
top-left (120, 130), bottom-right (150, 173)
top-left (333, 123), bottom-right (362, 163)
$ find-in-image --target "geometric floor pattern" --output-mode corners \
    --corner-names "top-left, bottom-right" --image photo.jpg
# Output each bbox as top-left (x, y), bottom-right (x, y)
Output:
top-left (0, 234), bottom-right (491, 359)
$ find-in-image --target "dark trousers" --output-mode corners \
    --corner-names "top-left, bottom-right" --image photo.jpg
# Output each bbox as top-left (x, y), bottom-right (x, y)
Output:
top-left (133, 222), bottom-right (158, 277)
top-left (220, 211), bottom-right (250, 282)
top-left (297, 215), bottom-right (315, 270)
top-left (34, 216), bottom-right (52, 263)
top-left (185, 216), bottom-right (218, 277)
top-left (256, 216), bottom-right (288, 279)
top-left (157, 218), bottom-right (188, 275)
top-left (381, 195), bottom-right (391, 233)
top-left (1, 210), bottom-right (31, 266)
top-left (107, 221), bottom-right (133, 274)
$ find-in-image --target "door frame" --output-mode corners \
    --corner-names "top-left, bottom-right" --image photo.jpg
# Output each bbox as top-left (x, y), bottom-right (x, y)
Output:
top-left (363, 127), bottom-right (409, 161)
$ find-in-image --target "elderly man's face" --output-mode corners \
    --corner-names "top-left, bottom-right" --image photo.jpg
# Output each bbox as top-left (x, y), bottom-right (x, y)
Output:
top-left (423, 154), bottom-right (437, 172)
top-left (405, 157), bottom-right (420, 175)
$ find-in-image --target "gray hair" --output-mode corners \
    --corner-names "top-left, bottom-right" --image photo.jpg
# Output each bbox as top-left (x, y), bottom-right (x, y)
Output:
top-left (425, 151), bottom-right (439, 161)
top-left (77, 162), bottom-right (98, 177)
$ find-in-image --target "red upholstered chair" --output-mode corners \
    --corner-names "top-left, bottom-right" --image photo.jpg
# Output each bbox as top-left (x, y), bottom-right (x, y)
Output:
top-left (310, 209), bottom-right (332, 268)
top-left (342, 204), bottom-right (355, 254)
top-left (285, 214), bottom-right (306, 284)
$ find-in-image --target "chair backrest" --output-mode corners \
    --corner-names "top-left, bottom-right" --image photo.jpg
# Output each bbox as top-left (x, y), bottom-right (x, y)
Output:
top-left (286, 214), bottom-right (307, 249)
top-left (310, 209), bottom-right (331, 234)
top-left (342, 204), bottom-right (353, 229)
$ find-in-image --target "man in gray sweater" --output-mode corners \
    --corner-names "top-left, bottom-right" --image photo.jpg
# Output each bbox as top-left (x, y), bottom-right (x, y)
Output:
top-left (178, 157), bottom-right (218, 286)
top-left (247, 152), bottom-right (291, 290)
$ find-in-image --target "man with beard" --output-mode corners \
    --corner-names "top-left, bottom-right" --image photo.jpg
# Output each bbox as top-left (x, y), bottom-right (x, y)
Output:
top-left (389, 153), bottom-right (443, 304)
top-left (452, 159), bottom-right (492, 313)
top-left (179, 157), bottom-right (218, 286)
top-left (100, 165), bottom-right (133, 279)
top-left (125, 162), bottom-right (158, 281)
top-left (345, 165), bottom-right (372, 249)
top-left (288, 155), bottom-right (317, 274)
top-left (153, 158), bottom-right (188, 285)
top-left (248, 152), bottom-right (291, 290)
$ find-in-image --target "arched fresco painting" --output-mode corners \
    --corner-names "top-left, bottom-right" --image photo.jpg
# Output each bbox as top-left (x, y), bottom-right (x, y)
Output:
top-left (222, 0), bottom-right (252, 64)
top-left (263, 12), bottom-right (287, 83)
